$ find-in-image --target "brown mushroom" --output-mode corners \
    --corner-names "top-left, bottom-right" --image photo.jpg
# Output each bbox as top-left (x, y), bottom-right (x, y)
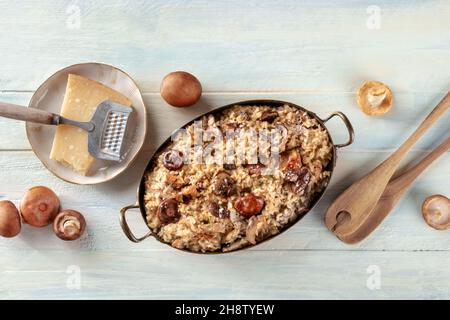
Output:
top-left (162, 150), bottom-right (184, 171)
top-left (260, 110), bottom-right (278, 122)
top-left (53, 210), bottom-right (86, 241)
top-left (284, 166), bottom-right (311, 194)
top-left (20, 186), bottom-right (60, 227)
top-left (160, 71), bottom-right (202, 107)
top-left (212, 172), bottom-right (236, 197)
top-left (422, 195), bottom-right (449, 230)
top-left (234, 193), bottom-right (265, 218)
top-left (0, 200), bottom-right (21, 238)
top-left (157, 198), bottom-right (180, 224)
top-left (357, 80), bottom-right (393, 116)
top-left (246, 215), bottom-right (269, 245)
top-left (208, 202), bottom-right (230, 219)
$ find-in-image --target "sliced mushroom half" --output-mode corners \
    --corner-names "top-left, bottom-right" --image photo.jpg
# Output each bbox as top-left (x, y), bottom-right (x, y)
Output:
top-left (357, 80), bottom-right (393, 116)
top-left (422, 195), bottom-right (450, 230)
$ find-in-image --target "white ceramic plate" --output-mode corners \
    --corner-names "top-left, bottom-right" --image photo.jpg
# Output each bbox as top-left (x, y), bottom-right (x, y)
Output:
top-left (26, 63), bottom-right (147, 184)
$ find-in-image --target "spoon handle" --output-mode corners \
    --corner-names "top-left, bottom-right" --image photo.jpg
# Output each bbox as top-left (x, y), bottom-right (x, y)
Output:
top-left (387, 135), bottom-right (450, 193)
top-left (340, 135), bottom-right (450, 244)
top-left (386, 91), bottom-right (450, 166)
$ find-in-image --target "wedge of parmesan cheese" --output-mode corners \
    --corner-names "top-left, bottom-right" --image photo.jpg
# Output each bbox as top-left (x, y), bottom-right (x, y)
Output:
top-left (50, 74), bottom-right (132, 175)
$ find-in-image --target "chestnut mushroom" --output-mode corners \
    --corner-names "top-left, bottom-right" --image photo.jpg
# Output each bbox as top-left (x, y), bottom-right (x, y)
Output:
top-left (0, 200), bottom-right (21, 238)
top-left (53, 210), bottom-right (86, 241)
top-left (284, 166), bottom-right (311, 194)
top-left (20, 186), bottom-right (60, 227)
top-left (246, 215), bottom-right (268, 245)
top-left (422, 195), bottom-right (450, 230)
top-left (208, 201), bottom-right (230, 219)
top-left (157, 198), bottom-right (180, 224)
top-left (160, 71), bottom-right (202, 107)
top-left (212, 172), bottom-right (236, 197)
top-left (260, 110), bottom-right (278, 122)
top-left (162, 149), bottom-right (184, 170)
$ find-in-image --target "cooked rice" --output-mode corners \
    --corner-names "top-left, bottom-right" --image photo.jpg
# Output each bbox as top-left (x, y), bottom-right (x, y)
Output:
top-left (144, 104), bottom-right (333, 252)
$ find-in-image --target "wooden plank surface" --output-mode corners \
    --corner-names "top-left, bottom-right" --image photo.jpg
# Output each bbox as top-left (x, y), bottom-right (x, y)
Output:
top-left (0, 0), bottom-right (449, 93)
top-left (1, 250), bottom-right (450, 300)
top-left (0, 0), bottom-right (449, 299)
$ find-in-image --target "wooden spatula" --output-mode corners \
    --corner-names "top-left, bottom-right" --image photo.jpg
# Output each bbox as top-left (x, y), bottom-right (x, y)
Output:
top-left (325, 91), bottom-right (450, 240)
top-left (337, 135), bottom-right (450, 243)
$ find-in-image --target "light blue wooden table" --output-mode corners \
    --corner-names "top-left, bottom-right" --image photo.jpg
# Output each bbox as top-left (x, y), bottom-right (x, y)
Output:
top-left (0, 0), bottom-right (449, 299)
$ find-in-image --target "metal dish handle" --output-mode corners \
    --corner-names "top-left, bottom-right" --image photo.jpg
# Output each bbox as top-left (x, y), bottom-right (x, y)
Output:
top-left (322, 111), bottom-right (355, 148)
top-left (120, 203), bottom-right (152, 243)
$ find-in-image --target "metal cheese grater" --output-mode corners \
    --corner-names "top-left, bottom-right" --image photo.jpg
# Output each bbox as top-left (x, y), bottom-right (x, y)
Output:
top-left (0, 100), bottom-right (133, 162)
top-left (88, 101), bottom-right (133, 161)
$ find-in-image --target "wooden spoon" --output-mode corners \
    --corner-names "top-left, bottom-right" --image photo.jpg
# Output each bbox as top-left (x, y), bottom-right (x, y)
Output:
top-left (325, 91), bottom-right (450, 239)
top-left (338, 135), bottom-right (450, 243)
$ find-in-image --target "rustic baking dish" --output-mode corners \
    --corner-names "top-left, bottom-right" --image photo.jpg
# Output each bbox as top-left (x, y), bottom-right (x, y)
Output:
top-left (120, 99), bottom-right (354, 253)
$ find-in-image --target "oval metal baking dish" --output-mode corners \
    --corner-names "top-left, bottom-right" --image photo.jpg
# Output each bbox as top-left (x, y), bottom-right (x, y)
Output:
top-left (120, 99), bottom-right (354, 254)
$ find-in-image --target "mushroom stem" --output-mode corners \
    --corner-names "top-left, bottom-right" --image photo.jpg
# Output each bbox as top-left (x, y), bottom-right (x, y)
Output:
top-left (53, 210), bottom-right (86, 241)
top-left (62, 218), bottom-right (81, 237)
top-left (367, 88), bottom-right (387, 108)
top-left (357, 80), bottom-right (393, 116)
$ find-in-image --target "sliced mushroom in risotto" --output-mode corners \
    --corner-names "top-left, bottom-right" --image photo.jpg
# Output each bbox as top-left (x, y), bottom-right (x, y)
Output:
top-left (144, 104), bottom-right (333, 252)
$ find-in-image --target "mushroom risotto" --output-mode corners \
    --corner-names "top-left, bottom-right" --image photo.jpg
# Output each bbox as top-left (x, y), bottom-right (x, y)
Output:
top-left (144, 104), bottom-right (333, 252)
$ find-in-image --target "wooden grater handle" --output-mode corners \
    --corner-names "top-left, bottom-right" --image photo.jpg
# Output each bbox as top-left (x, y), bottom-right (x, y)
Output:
top-left (0, 101), bottom-right (57, 125)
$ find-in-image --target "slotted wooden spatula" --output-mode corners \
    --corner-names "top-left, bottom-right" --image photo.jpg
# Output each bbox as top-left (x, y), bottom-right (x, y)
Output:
top-left (337, 135), bottom-right (450, 243)
top-left (325, 91), bottom-right (450, 241)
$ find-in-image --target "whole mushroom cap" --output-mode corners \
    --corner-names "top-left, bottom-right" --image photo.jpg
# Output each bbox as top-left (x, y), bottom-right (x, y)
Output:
top-left (160, 71), bottom-right (202, 107)
top-left (0, 200), bottom-right (21, 238)
top-left (20, 186), bottom-right (60, 227)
